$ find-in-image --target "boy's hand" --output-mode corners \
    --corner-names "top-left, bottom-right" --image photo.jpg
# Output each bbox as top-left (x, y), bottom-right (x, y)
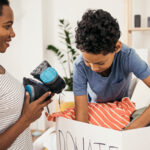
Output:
top-left (124, 106), bottom-right (150, 130)
top-left (20, 92), bottom-right (53, 126)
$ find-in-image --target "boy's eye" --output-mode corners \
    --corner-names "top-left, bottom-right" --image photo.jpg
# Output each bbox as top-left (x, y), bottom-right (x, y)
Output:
top-left (85, 60), bottom-right (104, 66)
top-left (97, 63), bottom-right (104, 66)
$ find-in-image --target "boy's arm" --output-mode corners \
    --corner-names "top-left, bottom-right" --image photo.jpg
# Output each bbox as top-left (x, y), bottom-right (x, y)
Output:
top-left (75, 95), bottom-right (89, 123)
top-left (125, 75), bottom-right (150, 130)
top-left (143, 75), bottom-right (150, 87)
top-left (125, 105), bottom-right (150, 130)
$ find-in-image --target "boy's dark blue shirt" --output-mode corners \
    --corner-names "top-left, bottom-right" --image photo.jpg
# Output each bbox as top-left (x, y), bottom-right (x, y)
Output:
top-left (73, 43), bottom-right (150, 103)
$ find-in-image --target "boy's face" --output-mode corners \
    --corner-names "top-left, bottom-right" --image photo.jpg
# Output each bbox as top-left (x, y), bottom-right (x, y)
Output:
top-left (82, 51), bottom-right (116, 74)
top-left (0, 5), bottom-right (15, 53)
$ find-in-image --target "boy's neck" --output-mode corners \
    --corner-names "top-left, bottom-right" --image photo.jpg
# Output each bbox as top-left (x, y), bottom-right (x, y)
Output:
top-left (99, 66), bottom-right (111, 77)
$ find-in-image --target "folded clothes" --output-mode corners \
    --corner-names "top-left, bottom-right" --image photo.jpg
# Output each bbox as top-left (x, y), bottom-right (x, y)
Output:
top-left (45, 97), bottom-right (135, 130)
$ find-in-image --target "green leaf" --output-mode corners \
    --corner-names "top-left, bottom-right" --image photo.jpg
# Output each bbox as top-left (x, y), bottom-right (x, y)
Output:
top-left (60, 54), bottom-right (64, 58)
top-left (63, 60), bottom-right (67, 63)
top-left (73, 56), bottom-right (76, 60)
top-left (59, 19), bottom-right (64, 24)
top-left (47, 45), bottom-right (59, 53)
top-left (47, 19), bottom-right (80, 91)
top-left (57, 52), bottom-right (61, 56)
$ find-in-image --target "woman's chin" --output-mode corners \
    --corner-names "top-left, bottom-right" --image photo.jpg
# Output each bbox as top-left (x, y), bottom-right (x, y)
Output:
top-left (0, 48), bottom-right (7, 53)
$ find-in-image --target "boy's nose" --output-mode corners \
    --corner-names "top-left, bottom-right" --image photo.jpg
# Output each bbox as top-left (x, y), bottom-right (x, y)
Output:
top-left (90, 64), bottom-right (99, 72)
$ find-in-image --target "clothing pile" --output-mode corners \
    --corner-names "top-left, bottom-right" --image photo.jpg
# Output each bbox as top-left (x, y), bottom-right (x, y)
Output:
top-left (45, 97), bottom-right (135, 130)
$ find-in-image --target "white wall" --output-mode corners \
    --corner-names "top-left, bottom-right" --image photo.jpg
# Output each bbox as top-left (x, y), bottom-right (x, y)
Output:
top-left (0, 0), bottom-right (44, 81)
top-left (132, 0), bottom-right (150, 49)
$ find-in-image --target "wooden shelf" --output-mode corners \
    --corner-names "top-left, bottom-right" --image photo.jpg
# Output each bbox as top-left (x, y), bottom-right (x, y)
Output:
top-left (129, 28), bottom-right (150, 32)
top-left (127, 0), bottom-right (150, 46)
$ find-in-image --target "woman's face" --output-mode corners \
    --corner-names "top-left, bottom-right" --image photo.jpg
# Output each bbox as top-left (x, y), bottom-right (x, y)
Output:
top-left (0, 5), bottom-right (15, 53)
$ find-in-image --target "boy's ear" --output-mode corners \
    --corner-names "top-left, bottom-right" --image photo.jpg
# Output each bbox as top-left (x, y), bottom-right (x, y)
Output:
top-left (115, 41), bottom-right (122, 53)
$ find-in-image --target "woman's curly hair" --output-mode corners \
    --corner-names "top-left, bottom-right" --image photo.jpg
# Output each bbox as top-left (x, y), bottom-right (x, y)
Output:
top-left (75, 9), bottom-right (121, 55)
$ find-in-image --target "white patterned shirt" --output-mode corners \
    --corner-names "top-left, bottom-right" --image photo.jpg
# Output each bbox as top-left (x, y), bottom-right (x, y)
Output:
top-left (0, 71), bottom-right (33, 150)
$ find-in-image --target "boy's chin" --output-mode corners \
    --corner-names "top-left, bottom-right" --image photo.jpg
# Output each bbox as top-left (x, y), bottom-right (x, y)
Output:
top-left (95, 70), bottom-right (106, 73)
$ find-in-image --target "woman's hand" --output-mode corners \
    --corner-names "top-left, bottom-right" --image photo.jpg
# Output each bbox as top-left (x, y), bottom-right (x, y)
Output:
top-left (21, 92), bottom-right (53, 126)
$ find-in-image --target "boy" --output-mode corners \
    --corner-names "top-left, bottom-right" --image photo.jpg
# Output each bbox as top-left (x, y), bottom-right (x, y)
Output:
top-left (73, 9), bottom-right (150, 129)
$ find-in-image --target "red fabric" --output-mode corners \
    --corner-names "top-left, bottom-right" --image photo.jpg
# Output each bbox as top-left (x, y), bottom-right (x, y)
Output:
top-left (45, 97), bottom-right (135, 130)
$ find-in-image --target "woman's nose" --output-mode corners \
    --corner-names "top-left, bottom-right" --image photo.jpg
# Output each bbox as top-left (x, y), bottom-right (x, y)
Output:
top-left (10, 28), bottom-right (15, 38)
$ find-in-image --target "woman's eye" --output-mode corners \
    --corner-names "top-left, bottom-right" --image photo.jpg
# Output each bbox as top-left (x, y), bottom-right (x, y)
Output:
top-left (4, 25), bottom-right (11, 29)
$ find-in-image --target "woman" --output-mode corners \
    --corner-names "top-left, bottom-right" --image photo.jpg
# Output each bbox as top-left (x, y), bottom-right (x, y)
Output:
top-left (0, 1), bottom-right (52, 149)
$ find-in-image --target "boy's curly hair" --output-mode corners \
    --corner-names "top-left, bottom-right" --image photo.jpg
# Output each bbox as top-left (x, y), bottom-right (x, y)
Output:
top-left (75, 9), bottom-right (121, 55)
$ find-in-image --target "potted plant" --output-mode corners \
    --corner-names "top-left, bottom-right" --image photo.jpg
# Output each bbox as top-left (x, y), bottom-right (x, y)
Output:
top-left (47, 19), bottom-right (79, 92)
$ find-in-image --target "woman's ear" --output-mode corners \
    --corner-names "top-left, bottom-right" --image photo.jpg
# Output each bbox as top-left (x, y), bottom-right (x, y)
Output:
top-left (115, 41), bottom-right (122, 53)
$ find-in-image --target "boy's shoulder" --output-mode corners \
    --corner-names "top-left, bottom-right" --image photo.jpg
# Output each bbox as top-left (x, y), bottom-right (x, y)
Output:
top-left (117, 43), bottom-right (136, 60)
top-left (74, 54), bottom-right (85, 66)
top-left (120, 43), bottom-right (133, 55)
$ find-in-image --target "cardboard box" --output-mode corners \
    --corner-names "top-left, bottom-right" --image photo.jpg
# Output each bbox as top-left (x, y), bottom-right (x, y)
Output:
top-left (56, 117), bottom-right (150, 150)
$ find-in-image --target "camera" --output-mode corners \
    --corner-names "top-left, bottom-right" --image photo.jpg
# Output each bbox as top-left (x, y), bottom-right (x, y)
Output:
top-left (23, 60), bottom-right (66, 103)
